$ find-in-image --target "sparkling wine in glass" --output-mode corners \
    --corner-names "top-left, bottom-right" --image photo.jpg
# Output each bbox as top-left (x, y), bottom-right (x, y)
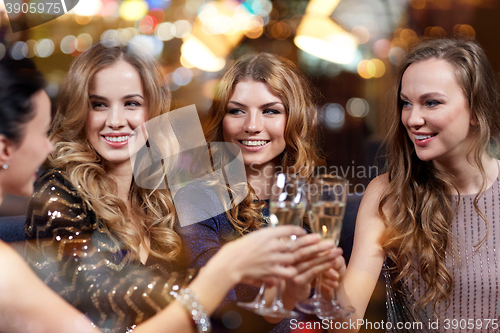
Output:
top-left (251, 173), bottom-right (306, 318)
top-left (296, 175), bottom-right (355, 319)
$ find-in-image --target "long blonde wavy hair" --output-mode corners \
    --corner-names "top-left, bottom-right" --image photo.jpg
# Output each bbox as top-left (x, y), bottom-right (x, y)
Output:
top-left (50, 42), bottom-right (181, 262)
top-left (380, 37), bottom-right (500, 313)
top-left (204, 52), bottom-right (325, 234)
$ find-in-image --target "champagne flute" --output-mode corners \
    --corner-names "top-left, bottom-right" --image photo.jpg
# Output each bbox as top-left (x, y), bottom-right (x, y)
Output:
top-left (296, 175), bottom-right (355, 319)
top-left (243, 173), bottom-right (307, 318)
top-left (237, 173), bottom-right (306, 317)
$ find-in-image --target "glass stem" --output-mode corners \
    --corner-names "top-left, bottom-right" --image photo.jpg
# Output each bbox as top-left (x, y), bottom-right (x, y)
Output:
top-left (270, 279), bottom-right (286, 310)
top-left (314, 272), bottom-right (323, 300)
top-left (255, 283), bottom-right (267, 308)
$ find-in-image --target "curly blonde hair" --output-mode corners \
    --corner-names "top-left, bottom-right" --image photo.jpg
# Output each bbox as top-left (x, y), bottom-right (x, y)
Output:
top-left (204, 52), bottom-right (325, 234)
top-left (379, 37), bottom-right (500, 313)
top-left (50, 42), bottom-right (181, 262)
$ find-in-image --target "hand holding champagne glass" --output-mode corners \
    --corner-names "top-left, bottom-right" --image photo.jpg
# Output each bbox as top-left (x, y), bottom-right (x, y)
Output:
top-left (296, 175), bottom-right (354, 318)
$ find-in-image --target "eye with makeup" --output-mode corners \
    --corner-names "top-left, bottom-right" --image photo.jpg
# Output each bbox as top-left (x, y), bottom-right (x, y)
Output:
top-left (227, 108), bottom-right (244, 115)
top-left (124, 100), bottom-right (142, 109)
top-left (263, 108), bottom-right (282, 115)
top-left (424, 100), bottom-right (442, 108)
top-left (400, 99), bottom-right (412, 109)
top-left (90, 100), bottom-right (107, 111)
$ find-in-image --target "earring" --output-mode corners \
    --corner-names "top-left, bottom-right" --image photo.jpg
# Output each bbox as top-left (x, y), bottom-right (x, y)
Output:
top-left (2, 164), bottom-right (8, 170)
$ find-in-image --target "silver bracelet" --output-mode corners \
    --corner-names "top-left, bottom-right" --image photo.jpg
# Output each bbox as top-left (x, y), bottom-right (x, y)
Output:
top-left (171, 287), bottom-right (211, 333)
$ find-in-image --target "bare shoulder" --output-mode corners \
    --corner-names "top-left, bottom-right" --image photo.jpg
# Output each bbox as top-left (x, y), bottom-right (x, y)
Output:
top-left (358, 174), bottom-right (390, 214)
top-left (365, 173), bottom-right (389, 197)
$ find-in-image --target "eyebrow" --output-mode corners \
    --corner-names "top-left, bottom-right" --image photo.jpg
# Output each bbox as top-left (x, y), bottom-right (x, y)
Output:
top-left (399, 92), bottom-right (446, 100)
top-left (89, 94), bottom-right (144, 100)
top-left (228, 101), bottom-right (284, 108)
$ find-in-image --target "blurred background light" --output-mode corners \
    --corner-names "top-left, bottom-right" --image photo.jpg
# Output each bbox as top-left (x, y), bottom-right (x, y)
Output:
top-left (61, 35), bottom-right (77, 54)
top-left (146, 0), bottom-right (171, 10)
top-left (172, 67), bottom-right (193, 86)
top-left (180, 0), bottom-right (247, 72)
top-left (174, 20), bottom-right (192, 38)
top-left (373, 39), bottom-right (391, 58)
top-left (181, 36), bottom-right (226, 72)
top-left (294, 0), bottom-right (358, 65)
top-left (25, 39), bottom-right (36, 58)
top-left (74, 0), bottom-right (103, 16)
top-left (10, 42), bottom-right (28, 60)
top-left (323, 103), bottom-right (345, 130)
top-left (129, 35), bottom-right (163, 58)
top-left (101, 0), bottom-right (119, 16)
top-left (357, 59), bottom-right (385, 79)
top-left (120, 0), bottom-right (148, 21)
top-left (101, 29), bottom-right (120, 47)
top-left (137, 15), bottom-right (157, 34)
top-left (35, 39), bottom-right (55, 58)
top-left (453, 24), bottom-right (476, 37)
top-left (155, 22), bottom-right (176, 41)
top-left (347, 98), bottom-right (369, 118)
top-left (351, 25), bottom-right (370, 44)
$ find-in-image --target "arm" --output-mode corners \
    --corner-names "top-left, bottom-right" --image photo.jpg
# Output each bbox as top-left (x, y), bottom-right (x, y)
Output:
top-left (0, 241), bottom-right (100, 333)
top-left (329, 175), bottom-right (389, 333)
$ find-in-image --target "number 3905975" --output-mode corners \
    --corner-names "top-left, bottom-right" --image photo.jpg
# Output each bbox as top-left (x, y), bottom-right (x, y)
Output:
top-left (5, 2), bottom-right (61, 14)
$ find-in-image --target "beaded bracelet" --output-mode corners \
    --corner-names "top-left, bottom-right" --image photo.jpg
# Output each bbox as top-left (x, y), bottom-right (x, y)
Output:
top-left (172, 288), bottom-right (211, 333)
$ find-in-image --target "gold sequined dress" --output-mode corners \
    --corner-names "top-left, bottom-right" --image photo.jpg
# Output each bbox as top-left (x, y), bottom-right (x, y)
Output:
top-left (24, 169), bottom-right (195, 333)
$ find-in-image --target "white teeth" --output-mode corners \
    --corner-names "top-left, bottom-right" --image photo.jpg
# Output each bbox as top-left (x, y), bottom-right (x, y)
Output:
top-left (241, 140), bottom-right (268, 146)
top-left (415, 134), bottom-right (434, 140)
top-left (104, 136), bottom-right (129, 143)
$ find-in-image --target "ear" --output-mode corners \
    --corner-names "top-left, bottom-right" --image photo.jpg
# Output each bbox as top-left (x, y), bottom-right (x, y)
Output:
top-left (0, 134), bottom-right (15, 166)
top-left (470, 114), bottom-right (478, 127)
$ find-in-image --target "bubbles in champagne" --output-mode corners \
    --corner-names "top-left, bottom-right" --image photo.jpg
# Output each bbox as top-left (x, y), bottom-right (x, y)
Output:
top-left (310, 201), bottom-right (345, 245)
top-left (270, 202), bottom-right (306, 226)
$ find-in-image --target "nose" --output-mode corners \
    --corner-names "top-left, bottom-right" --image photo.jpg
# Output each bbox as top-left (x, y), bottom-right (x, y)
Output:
top-left (405, 107), bottom-right (425, 129)
top-left (106, 106), bottom-right (126, 129)
top-left (243, 111), bottom-right (263, 134)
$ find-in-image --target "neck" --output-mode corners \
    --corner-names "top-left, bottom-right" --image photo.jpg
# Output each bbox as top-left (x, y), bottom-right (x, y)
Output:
top-left (245, 158), bottom-right (280, 200)
top-left (105, 161), bottom-right (133, 203)
top-left (433, 153), bottom-right (498, 195)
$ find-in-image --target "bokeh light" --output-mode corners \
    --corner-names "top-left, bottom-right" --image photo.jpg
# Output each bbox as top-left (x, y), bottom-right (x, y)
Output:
top-left (25, 39), bottom-right (36, 58)
top-left (172, 67), bottom-right (193, 86)
top-left (119, 0), bottom-right (148, 21)
top-left (323, 103), bottom-right (345, 130)
top-left (373, 39), bottom-right (391, 58)
top-left (453, 24), bottom-right (476, 37)
top-left (76, 33), bottom-right (93, 52)
top-left (61, 35), bottom-right (77, 54)
top-left (35, 39), bottom-right (55, 58)
top-left (351, 26), bottom-right (370, 44)
top-left (74, 0), bottom-right (102, 16)
top-left (155, 22), bottom-right (176, 41)
top-left (129, 35), bottom-right (163, 59)
top-left (347, 98), bottom-right (369, 118)
top-left (10, 42), bottom-right (28, 60)
top-left (174, 20), bottom-right (192, 38)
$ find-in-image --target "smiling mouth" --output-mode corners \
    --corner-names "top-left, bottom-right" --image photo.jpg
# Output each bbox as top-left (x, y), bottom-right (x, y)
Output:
top-left (239, 140), bottom-right (269, 147)
top-left (414, 134), bottom-right (437, 141)
top-left (103, 135), bottom-right (130, 143)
